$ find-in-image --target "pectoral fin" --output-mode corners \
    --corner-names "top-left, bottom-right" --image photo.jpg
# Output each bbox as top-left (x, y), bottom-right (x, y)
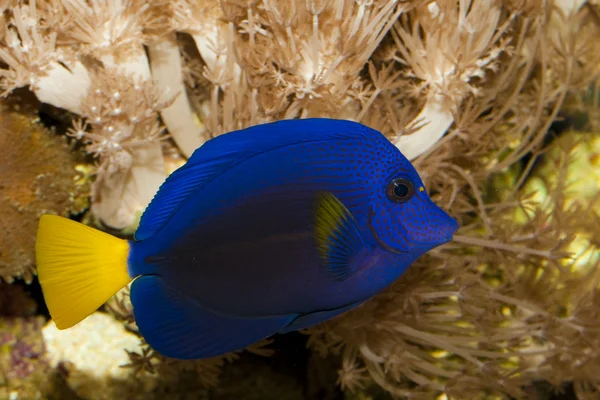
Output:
top-left (314, 191), bottom-right (368, 281)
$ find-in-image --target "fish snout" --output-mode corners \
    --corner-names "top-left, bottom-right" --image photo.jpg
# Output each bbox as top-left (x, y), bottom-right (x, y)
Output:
top-left (440, 215), bottom-right (460, 242)
top-left (408, 206), bottom-right (459, 248)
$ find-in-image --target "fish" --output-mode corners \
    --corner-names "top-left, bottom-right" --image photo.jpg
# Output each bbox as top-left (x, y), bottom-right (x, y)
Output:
top-left (36, 118), bottom-right (459, 360)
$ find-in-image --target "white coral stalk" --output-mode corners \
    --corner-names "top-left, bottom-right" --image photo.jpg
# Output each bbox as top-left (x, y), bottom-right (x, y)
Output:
top-left (34, 60), bottom-right (92, 114)
top-left (148, 34), bottom-right (205, 158)
top-left (100, 46), bottom-right (149, 81)
top-left (190, 19), bottom-right (244, 134)
top-left (555, 0), bottom-right (586, 14)
top-left (395, 97), bottom-right (455, 161)
top-left (91, 136), bottom-right (165, 229)
top-left (392, 0), bottom-right (507, 160)
top-left (90, 45), bottom-right (166, 229)
top-left (81, 78), bottom-right (168, 230)
top-left (63, 0), bottom-right (169, 229)
top-left (160, 1), bottom-right (244, 152)
top-left (0, 1), bottom-right (91, 113)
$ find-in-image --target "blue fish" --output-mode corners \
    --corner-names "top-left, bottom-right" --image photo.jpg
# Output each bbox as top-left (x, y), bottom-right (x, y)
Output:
top-left (36, 118), bottom-right (458, 360)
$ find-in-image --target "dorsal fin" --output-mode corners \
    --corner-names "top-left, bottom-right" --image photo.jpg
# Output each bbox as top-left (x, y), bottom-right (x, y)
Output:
top-left (135, 118), bottom-right (374, 241)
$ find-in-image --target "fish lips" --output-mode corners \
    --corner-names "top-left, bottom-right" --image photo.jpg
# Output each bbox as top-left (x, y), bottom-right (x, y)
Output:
top-left (368, 206), bottom-right (459, 254)
top-left (409, 216), bottom-right (459, 249)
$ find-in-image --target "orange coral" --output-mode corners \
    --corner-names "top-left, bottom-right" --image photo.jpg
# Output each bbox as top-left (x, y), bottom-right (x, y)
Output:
top-left (0, 104), bottom-right (81, 282)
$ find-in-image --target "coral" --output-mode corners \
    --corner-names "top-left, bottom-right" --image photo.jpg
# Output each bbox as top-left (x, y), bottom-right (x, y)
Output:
top-left (0, 104), bottom-right (83, 282)
top-left (1, 0), bottom-right (597, 230)
top-left (297, 2), bottom-right (600, 397)
top-left (0, 316), bottom-right (49, 399)
top-left (42, 311), bottom-right (155, 400)
top-left (71, 69), bottom-right (172, 228)
top-left (390, 0), bottom-right (513, 158)
top-left (0, 0), bottom-right (171, 229)
top-left (159, 0), bottom-right (409, 155)
top-left (305, 114), bottom-right (600, 399)
top-left (0, 1), bottom-right (600, 399)
top-left (518, 130), bottom-right (600, 279)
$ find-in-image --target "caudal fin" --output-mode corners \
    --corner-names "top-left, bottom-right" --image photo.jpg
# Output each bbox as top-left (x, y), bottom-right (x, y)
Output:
top-left (36, 214), bottom-right (132, 329)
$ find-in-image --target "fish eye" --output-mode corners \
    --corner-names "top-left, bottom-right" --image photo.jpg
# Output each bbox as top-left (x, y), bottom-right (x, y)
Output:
top-left (386, 178), bottom-right (414, 203)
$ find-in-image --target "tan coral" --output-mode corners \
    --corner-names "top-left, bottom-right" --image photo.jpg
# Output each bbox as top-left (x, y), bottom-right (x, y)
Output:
top-left (70, 69), bottom-right (172, 228)
top-left (162, 0), bottom-right (412, 155)
top-left (0, 0), bottom-right (170, 230)
top-left (303, 2), bottom-right (600, 396)
top-left (391, 0), bottom-right (513, 159)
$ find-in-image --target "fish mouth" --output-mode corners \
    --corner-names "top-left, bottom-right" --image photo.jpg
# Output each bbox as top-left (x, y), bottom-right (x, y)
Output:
top-left (367, 207), bottom-right (408, 255)
top-left (367, 206), bottom-right (457, 254)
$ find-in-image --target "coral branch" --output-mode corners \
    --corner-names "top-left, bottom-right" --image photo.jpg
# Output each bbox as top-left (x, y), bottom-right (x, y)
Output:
top-left (391, 0), bottom-right (507, 159)
top-left (395, 99), bottom-right (454, 160)
top-left (33, 61), bottom-right (91, 114)
top-left (92, 141), bottom-right (166, 229)
top-left (148, 34), bottom-right (206, 157)
top-left (452, 234), bottom-right (563, 259)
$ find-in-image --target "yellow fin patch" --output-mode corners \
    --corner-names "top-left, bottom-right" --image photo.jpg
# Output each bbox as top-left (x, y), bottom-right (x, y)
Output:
top-left (314, 191), bottom-right (366, 281)
top-left (36, 215), bottom-right (131, 329)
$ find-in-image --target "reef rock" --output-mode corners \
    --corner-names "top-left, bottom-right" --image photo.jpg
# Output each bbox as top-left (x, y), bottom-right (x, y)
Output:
top-left (42, 312), bottom-right (157, 400)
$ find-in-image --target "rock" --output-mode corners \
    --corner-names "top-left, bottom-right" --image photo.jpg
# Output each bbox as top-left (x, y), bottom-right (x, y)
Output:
top-left (42, 312), bottom-right (157, 400)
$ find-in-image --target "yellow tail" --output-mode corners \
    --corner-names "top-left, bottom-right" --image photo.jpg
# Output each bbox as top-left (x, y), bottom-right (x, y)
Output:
top-left (36, 214), bottom-right (132, 329)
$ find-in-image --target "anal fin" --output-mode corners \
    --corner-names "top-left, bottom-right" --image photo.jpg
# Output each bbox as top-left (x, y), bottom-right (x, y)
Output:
top-left (130, 276), bottom-right (296, 359)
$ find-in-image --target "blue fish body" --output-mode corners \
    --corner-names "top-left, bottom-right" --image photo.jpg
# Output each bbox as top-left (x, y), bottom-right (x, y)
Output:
top-left (126, 118), bottom-right (458, 359)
